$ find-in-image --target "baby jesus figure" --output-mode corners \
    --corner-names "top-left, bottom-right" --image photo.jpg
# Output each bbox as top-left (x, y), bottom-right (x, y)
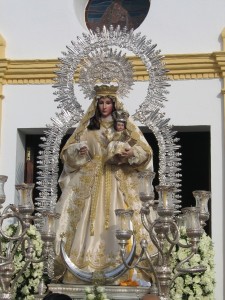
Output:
top-left (105, 110), bottom-right (137, 165)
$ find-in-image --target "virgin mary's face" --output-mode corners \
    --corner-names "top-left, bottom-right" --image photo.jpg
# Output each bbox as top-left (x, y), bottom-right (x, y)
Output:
top-left (98, 97), bottom-right (113, 118)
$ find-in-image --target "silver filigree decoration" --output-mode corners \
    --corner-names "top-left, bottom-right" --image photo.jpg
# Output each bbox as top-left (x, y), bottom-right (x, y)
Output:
top-left (79, 47), bottom-right (134, 99)
top-left (35, 25), bottom-right (182, 228)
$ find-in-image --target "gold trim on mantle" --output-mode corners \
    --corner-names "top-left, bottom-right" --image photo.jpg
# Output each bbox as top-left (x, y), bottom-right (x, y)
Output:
top-left (0, 52), bottom-right (225, 85)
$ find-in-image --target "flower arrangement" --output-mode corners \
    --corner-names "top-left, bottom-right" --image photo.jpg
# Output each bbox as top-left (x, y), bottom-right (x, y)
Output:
top-left (85, 285), bottom-right (110, 300)
top-left (0, 224), bottom-right (44, 300)
top-left (170, 227), bottom-right (215, 300)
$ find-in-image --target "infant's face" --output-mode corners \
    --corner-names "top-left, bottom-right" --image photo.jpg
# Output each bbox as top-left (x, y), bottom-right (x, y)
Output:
top-left (116, 122), bottom-right (125, 131)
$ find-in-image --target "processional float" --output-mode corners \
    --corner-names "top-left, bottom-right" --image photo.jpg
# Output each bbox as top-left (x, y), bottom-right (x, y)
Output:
top-left (35, 26), bottom-right (210, 300)
top-left (0, 25), bottom-right (211, 300)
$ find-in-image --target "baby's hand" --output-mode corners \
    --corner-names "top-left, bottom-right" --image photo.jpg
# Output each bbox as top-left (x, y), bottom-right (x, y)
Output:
top-left (120, 148), bottom-right (134, 158)
top-left (79, 146), bottom-right (88, 156)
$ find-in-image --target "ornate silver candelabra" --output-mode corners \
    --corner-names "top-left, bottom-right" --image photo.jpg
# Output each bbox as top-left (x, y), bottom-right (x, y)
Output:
top-left (115, 171), bottom-right (211, 300)
top-left (37, 210), bottom-right (60, 280)
top-left (0, 175), bottom-right (57, 299)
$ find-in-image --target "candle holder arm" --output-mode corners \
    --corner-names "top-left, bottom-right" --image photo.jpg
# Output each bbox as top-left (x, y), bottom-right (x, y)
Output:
top-left (149, 220), bottom-right (165, 259)
top-left (140, 207), bottom-right (155, 231)
top-left (120, 240), bottom-right (145, 269)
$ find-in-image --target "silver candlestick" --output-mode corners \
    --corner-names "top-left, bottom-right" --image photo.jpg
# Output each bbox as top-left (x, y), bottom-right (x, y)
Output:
top-left (115, 183), bottom-right (210, 300)
top-left (0, 176), bottom-right (55, 299)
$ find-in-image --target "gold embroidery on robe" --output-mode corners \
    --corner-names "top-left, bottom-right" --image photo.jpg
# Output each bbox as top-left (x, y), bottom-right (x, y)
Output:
top-left (55, 110), bottom-right (155, 283)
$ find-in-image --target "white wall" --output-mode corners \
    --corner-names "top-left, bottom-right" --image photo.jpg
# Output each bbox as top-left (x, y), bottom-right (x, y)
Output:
top-left (0, 1), bottom-right (224, 299)
top-left (0, 85), bottom-right (57, 202)
top-left (0, 0), bottom-right (84, 59)
top-left (142, 0), bottom-right (225, 53)
top-left (0, 0), bottom-right (225, 58)
top-left (166, 79), bottom-right (224, 300)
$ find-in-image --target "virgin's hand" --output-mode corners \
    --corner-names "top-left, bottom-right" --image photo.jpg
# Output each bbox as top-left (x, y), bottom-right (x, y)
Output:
top-left (79, 146), bottom-right (88, 156)
top-left (120, 148), bottom-right (134, 158)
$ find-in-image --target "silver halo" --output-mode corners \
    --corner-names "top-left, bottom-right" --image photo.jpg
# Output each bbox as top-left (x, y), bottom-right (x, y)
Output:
top-left (79, 47), bottom-right (134, 100)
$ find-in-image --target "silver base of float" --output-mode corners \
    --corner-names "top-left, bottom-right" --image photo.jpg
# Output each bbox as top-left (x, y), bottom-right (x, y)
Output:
top-left (35, 284), bottom-right (154, 300)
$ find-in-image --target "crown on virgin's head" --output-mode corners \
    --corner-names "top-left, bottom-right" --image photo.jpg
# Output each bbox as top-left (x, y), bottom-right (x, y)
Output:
top-left (94, 85), bottom-right (119, 97)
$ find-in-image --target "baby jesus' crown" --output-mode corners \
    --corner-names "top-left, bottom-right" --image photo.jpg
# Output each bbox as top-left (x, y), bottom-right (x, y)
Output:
top-left (94, 85), bottom-right (119, 97)
top-left (112, 110), bottom-right (130, 123)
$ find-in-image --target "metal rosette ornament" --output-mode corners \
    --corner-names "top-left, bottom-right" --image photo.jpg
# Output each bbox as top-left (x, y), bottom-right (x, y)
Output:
top-left (36, 25), bottom-right (182, 224)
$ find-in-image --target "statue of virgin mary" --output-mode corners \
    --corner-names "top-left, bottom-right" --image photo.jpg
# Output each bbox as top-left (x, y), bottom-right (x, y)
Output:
top-left (54, 84), bottom-right (156, 284)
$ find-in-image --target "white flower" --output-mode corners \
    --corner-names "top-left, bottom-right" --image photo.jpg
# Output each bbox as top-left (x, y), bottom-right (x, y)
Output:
top-left (96, 286), bottom-right (104, 293)
top-left (173, 294), bottom-right (183, 300)
top-left (27, 225), bottom-right (36, 236)
top-left (177, 248), bottom-right (189, 261)
top-left (24, 295), bottom-right (35, 300)
top-left (6, 226), bottom-right (14, 236)
top-left (193, 275), bottom-right (201, 284)
top-left (24, 268), bottom-right (31, 278)
top-left (0, 224), bottom-right (44, 299)
top-left (85, 287), bottom-right (92, 294)
top-left (17, 276), bottom-right (24, 284)
top-left (184, 274), bottom-right (192, 285)
top-left (87, 294), bottom-right (95, 300)
top-left (183, 286), bottom-right (193, 295)
top-left (21, 285), bottom-right (29, 295)
top-left (190, 253), bottom-right (201, 265)
top-left (85, 285), bottom-right (109, 300)
top-left (174, 276), bottom-right (184, 288)
top-left (193, 283), bottom-right (203, 296)
top-left (170, 229), bottom-right (215, 299)
top-left (100, 293), bottom-right (108, 299)
top-left (188, 296), bottom-right (196, 300)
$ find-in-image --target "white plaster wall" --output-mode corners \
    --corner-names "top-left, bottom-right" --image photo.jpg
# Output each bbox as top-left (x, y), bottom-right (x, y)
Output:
top-left (0, 0), bottom-right (84, 59)
top-left (166, 79), bottom-right (224, 300)
top-left (0, 85), bottom-right (57, 203)
top-left (141, 0), bottom-right (225, 53)
top-left (0, 1), bottom-right (224, 299)
top-left (0, 0), bottom-right (224, 58)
